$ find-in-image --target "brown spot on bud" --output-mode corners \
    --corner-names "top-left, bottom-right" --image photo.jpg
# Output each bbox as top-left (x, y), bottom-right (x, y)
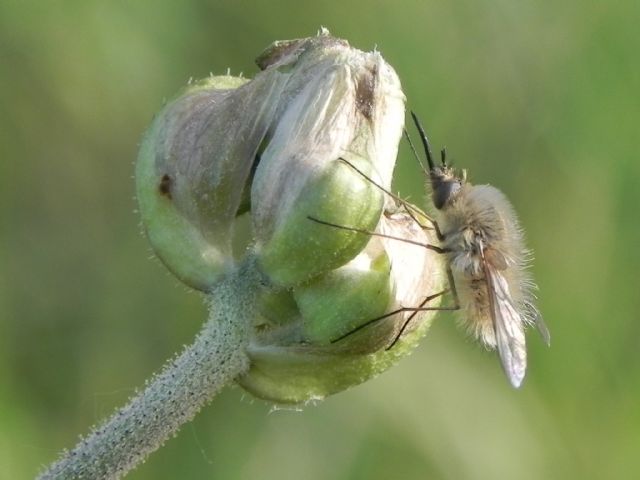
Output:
top-left (355, 64), bottom-right (378, 121)
top-left (159, 174), bottom-right (172, 199)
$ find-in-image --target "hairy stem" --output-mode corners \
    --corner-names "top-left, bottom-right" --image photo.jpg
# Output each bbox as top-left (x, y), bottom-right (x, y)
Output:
top-left (39, 260), bottom-right (260, 479)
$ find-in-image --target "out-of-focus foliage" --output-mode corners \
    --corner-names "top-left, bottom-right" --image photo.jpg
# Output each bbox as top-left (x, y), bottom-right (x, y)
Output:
top-left (1, 1), bottom-right (638, 479)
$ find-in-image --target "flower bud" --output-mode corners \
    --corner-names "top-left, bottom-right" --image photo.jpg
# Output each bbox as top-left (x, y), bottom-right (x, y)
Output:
top-left (137, 31), bottom-right (444, 404)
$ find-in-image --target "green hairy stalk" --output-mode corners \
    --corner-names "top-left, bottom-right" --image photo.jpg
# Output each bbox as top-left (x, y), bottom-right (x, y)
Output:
top-left (39, 261), bottom-right (259, 479)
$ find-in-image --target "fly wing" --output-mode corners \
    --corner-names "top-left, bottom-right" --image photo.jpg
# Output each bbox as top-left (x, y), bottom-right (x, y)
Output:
top-left (528, 304), bottom-right (551, 347)
top-left (481, 247), bottom-right (527, 388)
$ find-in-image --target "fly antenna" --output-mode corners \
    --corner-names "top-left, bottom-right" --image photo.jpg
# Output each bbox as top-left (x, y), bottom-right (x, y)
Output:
top-left (403, 129), bottom-right (429, 176)
top-left (440, 147), bottom-right (447, 166)
top-left (410, 111), bottom-right (436, 172)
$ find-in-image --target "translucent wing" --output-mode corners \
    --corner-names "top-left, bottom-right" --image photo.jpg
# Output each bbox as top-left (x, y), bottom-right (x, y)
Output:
top-left (481, 247), bottom-right (527, 388)
top-left (532, 307), bottom-right (551, 347)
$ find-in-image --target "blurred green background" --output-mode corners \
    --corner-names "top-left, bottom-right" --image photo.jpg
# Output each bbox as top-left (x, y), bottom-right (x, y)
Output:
top-left (1, 0), bottom-right (639, 478)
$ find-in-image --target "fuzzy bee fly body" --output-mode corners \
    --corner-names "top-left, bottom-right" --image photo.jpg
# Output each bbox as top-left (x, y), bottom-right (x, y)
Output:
top-left (410, 111), bottom-right (550, 388)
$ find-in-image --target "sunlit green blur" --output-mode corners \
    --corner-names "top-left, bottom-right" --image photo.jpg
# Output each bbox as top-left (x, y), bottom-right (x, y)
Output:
top-left (1, 1), bottom-right (638, 479)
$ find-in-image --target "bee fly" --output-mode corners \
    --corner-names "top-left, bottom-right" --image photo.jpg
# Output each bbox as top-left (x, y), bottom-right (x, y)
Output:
top-left (406, 112), bottom-right (550, 388)
top-left (308, 112), bottom-right (549, 387)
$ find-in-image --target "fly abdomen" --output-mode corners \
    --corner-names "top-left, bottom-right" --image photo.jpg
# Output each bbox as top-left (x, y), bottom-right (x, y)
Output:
top-left (462, 275), bottom-right (497, 346)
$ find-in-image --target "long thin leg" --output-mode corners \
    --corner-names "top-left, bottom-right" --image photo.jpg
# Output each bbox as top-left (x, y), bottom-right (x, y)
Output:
top-left (307, 216), bottom-right (449, 254)
top-left (386, 264), bottom-right (460, 350)
top-left (403, 128), bottom-right (429, 176)
top-left (337, 157), bottom-right (442, 238)
top-left (330, 265), bottom-right (462, 346)
top-left (330, 289), bottom-right (452, 343)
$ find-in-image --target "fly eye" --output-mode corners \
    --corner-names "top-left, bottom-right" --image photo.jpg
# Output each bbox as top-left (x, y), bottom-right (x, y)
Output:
top-left (433, 180), bottom-right (461, 209)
